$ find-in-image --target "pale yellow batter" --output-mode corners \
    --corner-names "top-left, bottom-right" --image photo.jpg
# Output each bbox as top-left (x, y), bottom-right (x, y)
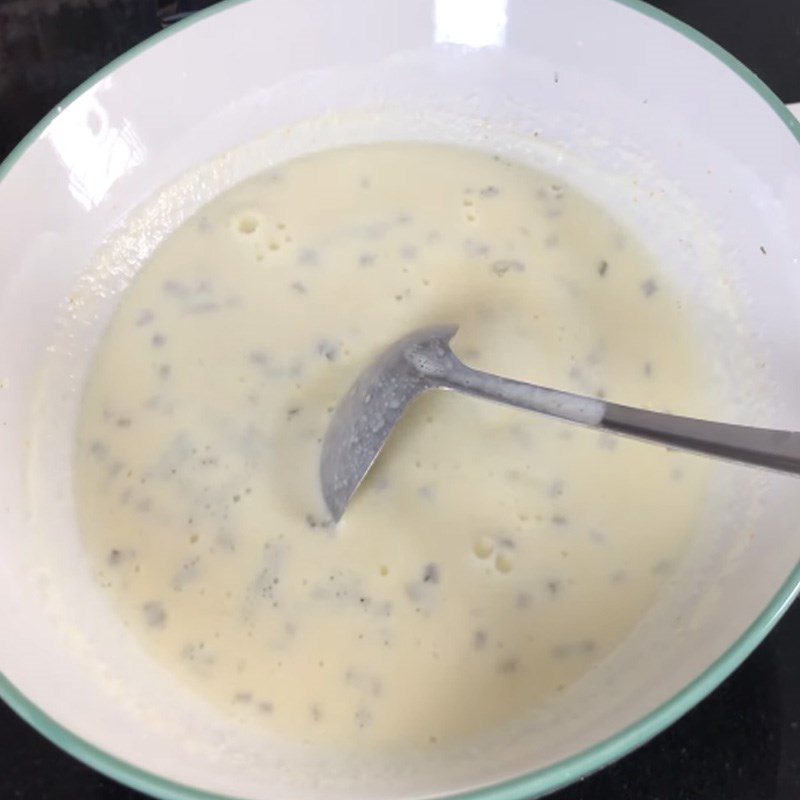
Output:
top-left (74, 142), bottom-right (712, 749)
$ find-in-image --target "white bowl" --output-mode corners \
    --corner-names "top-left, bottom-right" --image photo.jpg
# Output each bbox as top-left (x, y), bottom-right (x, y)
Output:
top-left (1, 1), bottom-right (799, 798)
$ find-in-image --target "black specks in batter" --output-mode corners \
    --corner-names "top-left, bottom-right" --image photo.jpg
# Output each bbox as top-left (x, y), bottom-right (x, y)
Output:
top-left (172, 557), bottom-right (201, 591)
top-left (546, 579), bottom-right (562, 597)
top-left (298, 248), bottom-right (318, 266)
top-left (552, 640), bottom-right (596, 659)
top-left (163, 280), bottom-right (189, 298)
top-left (142, 601), bottom-right (167, 627)
top-left (589, 529), bottom-right (607, 545)
top-left (355, 706), bottom-right (372, 729)
top-left (515, 592), bottom-right (532, 610)
top-left (598, 433), bottom-right (618, 451)
top-left (417, 483), bottom-right (435, 500)
top-left (464, 238), bottom-right (490, 258)
top-left (499, 656), bottom-right (519, 673)
top-left (181, 641), bottom-right (215, 666)
top-left (107, 548), bottom-right (133, 566)
top-left (641, 278), bottom-right (658, 297)
top-left (136, 309), bottom-right (155, 327)
top-left (305, 513), bottom-right (333, 531)
top-left (90, 440), bottom-right (108, 459)
top-left (491, 259), bottom-right (525, 277)
top-left (651, 558), bottom-right (675, 576)
top-left (316, 340), bottom-right (340, 362)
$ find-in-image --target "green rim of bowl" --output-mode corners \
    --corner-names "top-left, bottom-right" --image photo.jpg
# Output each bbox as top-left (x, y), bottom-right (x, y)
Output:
top-left (1, 1), bottom-right (798, 798)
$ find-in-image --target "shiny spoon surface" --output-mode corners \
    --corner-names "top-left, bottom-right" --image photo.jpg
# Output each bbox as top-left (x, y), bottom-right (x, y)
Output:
top-left (320, 324), bottom-right (800, 521)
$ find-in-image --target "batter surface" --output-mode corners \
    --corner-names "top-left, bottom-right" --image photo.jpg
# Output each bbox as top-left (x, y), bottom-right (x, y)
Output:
top-left (74, 142), bottom-right (712, 748)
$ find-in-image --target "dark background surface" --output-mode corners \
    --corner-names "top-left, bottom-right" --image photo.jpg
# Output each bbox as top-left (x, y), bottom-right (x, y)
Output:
top-left (1, 1), bottom-right (799, 798)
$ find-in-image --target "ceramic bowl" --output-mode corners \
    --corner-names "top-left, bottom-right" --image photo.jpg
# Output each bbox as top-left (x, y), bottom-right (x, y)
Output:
top-left (1, 1), bottom-right (799, 798)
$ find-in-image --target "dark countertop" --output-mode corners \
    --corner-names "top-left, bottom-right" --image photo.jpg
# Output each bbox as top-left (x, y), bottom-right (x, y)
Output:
top-left (1, 1), bottom-right (798, 798)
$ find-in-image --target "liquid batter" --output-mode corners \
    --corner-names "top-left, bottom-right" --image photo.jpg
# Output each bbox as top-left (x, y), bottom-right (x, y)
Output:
top-left (74, 142), bottom-right (712, 748)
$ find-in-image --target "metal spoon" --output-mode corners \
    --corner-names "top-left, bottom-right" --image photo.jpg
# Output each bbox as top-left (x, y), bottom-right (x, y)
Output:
top-left (320, 324), bottom-right (800, 521)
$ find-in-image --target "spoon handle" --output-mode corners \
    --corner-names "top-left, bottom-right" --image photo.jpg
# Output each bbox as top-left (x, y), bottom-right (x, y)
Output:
top-left (601, 402), bottom-right (800, 474)
top-left (441, 363), bottom-right (800, 475)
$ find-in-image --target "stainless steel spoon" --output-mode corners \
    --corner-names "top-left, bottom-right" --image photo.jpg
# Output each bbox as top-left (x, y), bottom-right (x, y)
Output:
top-left (320, 324), bottom-right (800, 521)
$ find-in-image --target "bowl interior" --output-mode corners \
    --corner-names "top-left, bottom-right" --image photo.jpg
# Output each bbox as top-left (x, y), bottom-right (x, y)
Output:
top-left (1, 1), bottom-right (800, 799)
